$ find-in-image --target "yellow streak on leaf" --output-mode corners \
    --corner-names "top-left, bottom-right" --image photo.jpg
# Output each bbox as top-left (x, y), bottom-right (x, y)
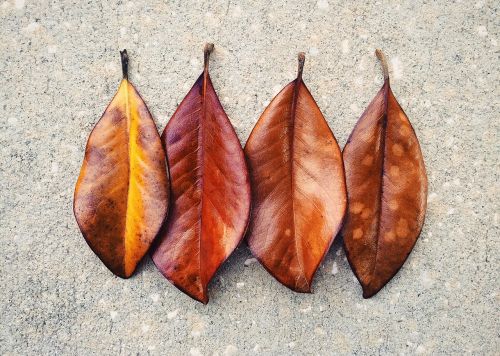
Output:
top-left (114, 79), bottom-right (146, 276)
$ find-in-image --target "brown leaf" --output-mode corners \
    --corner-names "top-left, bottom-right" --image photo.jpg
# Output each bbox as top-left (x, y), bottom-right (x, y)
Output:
top-left (151, 44), bottom-right (251, 304)
top-left (244, 53), bottom-right (347, 292)
top-left (342, 49), bottom-right (428, 298)
top-left (74, 50), bottom-right (169, 278)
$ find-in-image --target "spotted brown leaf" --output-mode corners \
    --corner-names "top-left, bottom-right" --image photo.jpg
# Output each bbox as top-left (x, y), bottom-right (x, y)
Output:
top-left (342, 49), bottom-right (428, 298)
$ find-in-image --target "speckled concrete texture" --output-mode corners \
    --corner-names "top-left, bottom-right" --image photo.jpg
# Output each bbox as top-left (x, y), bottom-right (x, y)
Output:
top-left (0, 0), bottom-right (498, 355)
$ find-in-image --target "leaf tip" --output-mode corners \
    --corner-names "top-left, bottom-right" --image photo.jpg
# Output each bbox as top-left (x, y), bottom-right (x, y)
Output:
top-left (111, 266), bottom-right (133, 279)
top-left (290, 276), bottom-right (312, 293)
top-left (195, 291), bottom-right (209, 304)
top-left (117, 272), bottom-right (133, 279)
top-left (362, 284), bottom-right (379, 298)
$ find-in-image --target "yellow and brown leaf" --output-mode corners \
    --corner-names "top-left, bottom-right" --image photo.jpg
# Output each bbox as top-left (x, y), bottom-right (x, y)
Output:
top-left (74, 51), bottom-right (169, 278)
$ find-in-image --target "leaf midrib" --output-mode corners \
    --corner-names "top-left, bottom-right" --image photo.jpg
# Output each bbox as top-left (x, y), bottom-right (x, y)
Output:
top-left (368, 86), bottom-right (390, 288)
top-left (197, 73), bottom-right (208, 292)
top-left (289, 79), bottom-right (309, 289)
top-left (123, 79), bottom-right (132, 276)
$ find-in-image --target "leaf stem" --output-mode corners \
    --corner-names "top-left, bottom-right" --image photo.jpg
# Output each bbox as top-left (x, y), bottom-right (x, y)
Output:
top-left (375, 49), bottom-right (389, 82)
top-left (120, 49), bottom-right (129, 79)
top-left (297, 52), bottom-right (305, 82)
top-left (204, 43), bottom-right (214, 73)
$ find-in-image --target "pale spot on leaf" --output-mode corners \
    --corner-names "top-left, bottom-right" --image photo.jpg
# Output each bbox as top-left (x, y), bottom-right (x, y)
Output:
top-left (399, 124), bottom-right (411, 137)
top-left (396, 218), bottom-right (409, 238)
top-left (353, 228), bottom-right (363, 240)
top-left (384, 230), bottom-right (395, 242)
top-left (361, 208), bottom-right (371, 219)
top-left (388, 200), bottom-right (399, 210)
top-left (390, 165), bottom-right (400, 177)
top-left (362, 154), bottom-right (374, 166)
top-left (350, 202), bottom-right (364, 214)
top-left (392, 144), bottom-right (403, 156)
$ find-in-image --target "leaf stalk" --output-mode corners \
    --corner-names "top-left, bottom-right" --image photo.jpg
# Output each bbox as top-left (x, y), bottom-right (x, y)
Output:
top-left (120, 49), bottom-right (129, 79)
top-left (297, 52), bottom-right (305, 82)
top-left (204, 43), bottom-right (214, 73)
top-left (375, 49), bottom-right (389, 82)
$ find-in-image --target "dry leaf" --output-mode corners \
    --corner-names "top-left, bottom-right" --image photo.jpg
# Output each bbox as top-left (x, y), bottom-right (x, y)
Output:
top-left (244, 53), bottom-right (347, 292)
top-left (151, 44), bottom-right (251, 304)
top-left (74, 50), bottom-right (169, 278)
top-left (342, 49), bottom-right (428, 298)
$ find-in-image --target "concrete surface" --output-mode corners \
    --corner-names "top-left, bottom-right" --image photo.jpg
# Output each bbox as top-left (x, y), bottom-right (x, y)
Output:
top-left (0, 0), bottom-right (498, 355)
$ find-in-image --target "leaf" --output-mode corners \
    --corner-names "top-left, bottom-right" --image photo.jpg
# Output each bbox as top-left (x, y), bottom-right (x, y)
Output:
top-left (244, 53), bottom-right (347, 292)
top-left (74, 50), bottom-right (170, 278)
top-left (342, 49), bottom-right (428, 298)
top-left (151, 44), bottom-right (251, 304)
